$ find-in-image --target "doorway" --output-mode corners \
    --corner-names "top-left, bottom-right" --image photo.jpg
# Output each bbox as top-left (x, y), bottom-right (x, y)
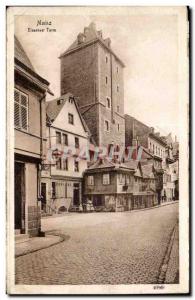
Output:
top-left (73, 183), bottom-right (80, 206)
top-left (15, 162), bottom-right (25, 233)
top-left (41, 183), bottom-right (47, 211)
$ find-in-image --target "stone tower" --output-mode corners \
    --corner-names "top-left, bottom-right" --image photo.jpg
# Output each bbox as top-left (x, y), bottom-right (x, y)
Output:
top-left (60, 22), bottom-right (125, 147)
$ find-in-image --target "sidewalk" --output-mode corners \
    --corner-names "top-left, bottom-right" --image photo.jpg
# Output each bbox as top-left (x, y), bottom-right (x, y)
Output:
top-left (15, 233), bottom-right (64, 257)
top-left (165, 221), bottom-right (179, 283)
top-left (157, 220), bottom-right (179, 284)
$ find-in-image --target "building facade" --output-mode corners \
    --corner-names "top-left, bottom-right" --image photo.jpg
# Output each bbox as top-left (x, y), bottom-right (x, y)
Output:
top-left (125, 114), bottom-right (167, 204)
top-left (60, 22), bottom-right (125, 148)
top-left (41, 93), bottom-right (90, 213)
top-left (161, 133), bottom-right (178, 202)
top-left (14, 36), bottom-right (52, 237)
top-left (83, 159), bottom-right (158, 212)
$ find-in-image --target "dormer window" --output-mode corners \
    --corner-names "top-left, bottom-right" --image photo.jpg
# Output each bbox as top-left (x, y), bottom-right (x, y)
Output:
top-left (57, 99), bottom-right (63, 105)
top-left (69, 96), bottom-right (74, 103)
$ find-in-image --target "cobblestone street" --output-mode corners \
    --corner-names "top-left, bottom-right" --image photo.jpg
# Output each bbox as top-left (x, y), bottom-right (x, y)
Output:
top-left (15, 203), bottom-right (179, 285)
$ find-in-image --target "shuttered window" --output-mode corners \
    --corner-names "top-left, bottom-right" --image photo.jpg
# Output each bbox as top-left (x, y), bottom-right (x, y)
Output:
top-left (14, 89), bottom-right (28, 131)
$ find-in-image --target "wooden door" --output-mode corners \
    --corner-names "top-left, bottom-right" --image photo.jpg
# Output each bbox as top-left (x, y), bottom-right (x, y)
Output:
top-left (15, 162), bottom-right (25, 233)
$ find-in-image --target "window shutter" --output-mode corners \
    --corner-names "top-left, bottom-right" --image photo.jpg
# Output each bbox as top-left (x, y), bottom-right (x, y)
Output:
top-left (21, 94), bottom-right (27, 107)
top-left (14, 90), bottom-right (20, 103)
top-left (21, 106), bottom-right (28, 130)
top-left (14, 89), bottom-right (28, 130)
top-left (14, 90), bottom-right (20, 127)
top-left (14, 102), bottom-right (20, 127)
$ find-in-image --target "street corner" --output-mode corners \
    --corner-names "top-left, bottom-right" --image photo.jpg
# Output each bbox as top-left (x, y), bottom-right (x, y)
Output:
top-left (15, 232), bottom-right (67, 257)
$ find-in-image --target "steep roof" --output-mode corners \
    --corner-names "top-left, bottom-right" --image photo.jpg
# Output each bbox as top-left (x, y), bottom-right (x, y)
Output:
top-left (141, 163), bottom-right (155, 179)
top-left (122, 160), bottom-right (140, 170)
top-left (88, 158), bottom-right (116, 170)
top-left (59, 22), bottom-right (125, 67)
top-left (15, 35), bottom-right (35, 71)
top-left (46, 93), bottom-right (91, 135)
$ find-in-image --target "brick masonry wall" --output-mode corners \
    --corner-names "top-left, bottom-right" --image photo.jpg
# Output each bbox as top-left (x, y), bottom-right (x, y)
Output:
top-left (60, 41), bottom-right (125, 147)
top-left (28, 205), bottom-right (41, 237)
top-left (99, 104), bottom-right (125, 147)
top-left (125, 115), bottom-right (150, 148)
top-left (60, 44), bottom-right (98, 107)
top-left (81, 104), bottom-right (99, 146)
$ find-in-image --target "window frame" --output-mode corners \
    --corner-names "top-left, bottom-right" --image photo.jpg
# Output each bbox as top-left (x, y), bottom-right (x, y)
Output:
top-left (74, 159), bottom-right (79, 172)
top-left (63, 157), bottom-right (68, 171)
top-left (62, 133), bottom-right (68, 146)
top-left (56, 131), bottom-right (61, 144)
top-left (102, 173), bottom-right (110, 185)
top-left (56, 157), bottom-right (62, 170)
top-left (88, 175), bottom-right (94, 186)
top-left (14, 88), bottom-right (29, 131)
top-left (68, 113), bottom-right (74, 125)
top-left (105, 119), bottom-right (110, 132)
top-left (75, 136), bottom-right (79, 149)
top-left (106, 97), bottom-right (111, 109)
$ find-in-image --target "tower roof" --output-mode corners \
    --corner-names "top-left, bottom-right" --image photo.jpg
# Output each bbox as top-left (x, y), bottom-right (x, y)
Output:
top-left (59, 22), bottom-right (125, 67)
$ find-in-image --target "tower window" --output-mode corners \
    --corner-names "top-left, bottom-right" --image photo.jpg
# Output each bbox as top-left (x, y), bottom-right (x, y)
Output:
top-left (117, 123), bottom-right (120, 132)
top-left (106, 56), bottom-right (108, 63)
top-left (117, 66), bottom-right (119, 73)
top-left (105, 120), bottom-right (110, 132)
top-left (106, 97), bottom-right (111, 109)
top-left (117, 85), bottom-right (119, 92)
top-left (117, 105), bottom-right (120, 113)
top-left (106, 76), bottom-right (108, 84)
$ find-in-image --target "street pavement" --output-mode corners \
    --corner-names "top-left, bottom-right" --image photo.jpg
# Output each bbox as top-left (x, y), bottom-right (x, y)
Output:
top-left (15, 203), bottom-right (179, 285)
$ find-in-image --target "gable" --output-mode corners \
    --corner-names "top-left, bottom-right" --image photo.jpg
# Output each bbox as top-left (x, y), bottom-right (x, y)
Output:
top-left (53, 98), bottom-right (88, 137)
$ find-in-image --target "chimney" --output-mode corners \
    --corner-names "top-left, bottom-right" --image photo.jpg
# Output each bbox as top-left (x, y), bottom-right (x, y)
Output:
top-left (89, 22), bottom-right (96, 31)
top-left (150, 127), bottom-right (154, 134)
top-left (84, 27), bottom-right (89, 36)
top-left (104, 38), bottom-right (111, 48)
top-left (97, 30), bottom-right (103, 38)
top-left (77, 33), bottom-right (85, 44)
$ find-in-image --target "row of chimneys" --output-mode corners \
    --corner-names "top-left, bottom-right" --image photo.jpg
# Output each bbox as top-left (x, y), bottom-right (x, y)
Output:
top-left (77, 22), bottom-right (111, 47)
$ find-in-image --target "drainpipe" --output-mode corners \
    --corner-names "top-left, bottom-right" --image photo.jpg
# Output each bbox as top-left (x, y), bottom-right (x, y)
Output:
top-left (37, 92), bottom-right (46, 236)
top-left (110, 53), bottom-right (114, 122)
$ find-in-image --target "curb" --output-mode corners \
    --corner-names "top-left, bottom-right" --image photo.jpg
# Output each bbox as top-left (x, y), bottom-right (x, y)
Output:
top-left (15, 232), bottom-right (70, 258)
top-left (129, 201), bottom-right (178, 214)
top-left (157, 220), bottom-right (178, 283)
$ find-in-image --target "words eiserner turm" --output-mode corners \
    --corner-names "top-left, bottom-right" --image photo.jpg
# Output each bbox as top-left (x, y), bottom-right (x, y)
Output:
top-left (28, 20), bottom-right (56, 32)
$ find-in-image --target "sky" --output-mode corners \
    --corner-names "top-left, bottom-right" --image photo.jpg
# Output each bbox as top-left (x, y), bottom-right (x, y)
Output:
top-left (15, 12), bottom-right (179, 138)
